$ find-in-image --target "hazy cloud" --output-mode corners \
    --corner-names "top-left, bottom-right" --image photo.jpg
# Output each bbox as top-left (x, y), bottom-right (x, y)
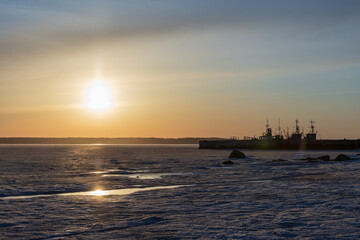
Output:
top-left (1, 0), bottom-right (360, 59)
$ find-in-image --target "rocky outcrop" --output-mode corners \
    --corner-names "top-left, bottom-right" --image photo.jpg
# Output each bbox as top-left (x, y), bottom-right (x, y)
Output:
top-left (302, 157), bottom-right (318, 162)
top-left (228, 150), bottom-right (246, 159)
top-left (301, 154), bottom-right (351, 162)
top-left (334, 154), bottom-right (351, 161)
top-left (222, 160), bottom-right (234, 164)
top-left (317, 155), bottom-right (331, 161)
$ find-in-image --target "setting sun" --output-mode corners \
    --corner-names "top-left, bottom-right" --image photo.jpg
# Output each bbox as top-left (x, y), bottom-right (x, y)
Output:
top-left (85, 80), bottom-right (113, 110)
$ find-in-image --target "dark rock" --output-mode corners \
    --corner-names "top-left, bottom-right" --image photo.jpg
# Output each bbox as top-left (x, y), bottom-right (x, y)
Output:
top-left (334, 154), bottom-right (351, 161)
top-left (222, 160), bottom-right (234, 164)
top-left (228, 150), bottom-right (246, 159)
top-left (302, 157), bottom-right (317, 161)
top-left (317, 155), bottom-right (331, 161)
top-left (272, 159), bottom-right (287, 162)
top-left (357, 153), bottom-right (360, 156)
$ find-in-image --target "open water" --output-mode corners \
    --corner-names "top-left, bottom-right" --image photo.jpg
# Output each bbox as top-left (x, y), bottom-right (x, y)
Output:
top-left (1, 144), bottom-right (360, 239)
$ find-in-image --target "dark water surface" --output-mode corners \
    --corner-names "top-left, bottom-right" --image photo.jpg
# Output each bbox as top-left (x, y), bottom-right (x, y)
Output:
top-left (1, 144), bottom-right (360, 239)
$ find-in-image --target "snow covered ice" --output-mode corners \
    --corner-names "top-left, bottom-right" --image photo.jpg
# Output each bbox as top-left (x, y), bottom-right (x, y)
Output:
top-left (1, 144), bottom-right (360, 239)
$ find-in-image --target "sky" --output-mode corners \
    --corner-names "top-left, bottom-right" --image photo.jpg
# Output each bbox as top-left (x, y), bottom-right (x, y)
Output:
top-left (0, 0), bottom-right (360, 138)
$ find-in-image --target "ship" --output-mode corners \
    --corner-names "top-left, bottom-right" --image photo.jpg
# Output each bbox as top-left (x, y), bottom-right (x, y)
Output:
top-left (199, 119), bottom-right (360, 150)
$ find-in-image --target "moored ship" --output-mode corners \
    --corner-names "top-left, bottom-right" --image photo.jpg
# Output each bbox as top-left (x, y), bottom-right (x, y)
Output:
top-left (199, 120), bottom-right (360, 150)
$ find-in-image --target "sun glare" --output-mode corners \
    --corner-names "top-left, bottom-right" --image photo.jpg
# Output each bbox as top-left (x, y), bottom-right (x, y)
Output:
top-left (85, 80), bottom-right (113, 110)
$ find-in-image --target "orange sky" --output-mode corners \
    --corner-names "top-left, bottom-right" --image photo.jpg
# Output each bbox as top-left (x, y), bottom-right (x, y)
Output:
top-left (1, 1), bottom-right (360, 138)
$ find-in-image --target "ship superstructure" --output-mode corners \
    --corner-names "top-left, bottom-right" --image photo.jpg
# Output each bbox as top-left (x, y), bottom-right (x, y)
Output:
top-left (199, 119), bottom-right (360, 150)
top-left (259, 119), bottom-right (314, 141)
top-left (305, 120), bottom-right (317, 141)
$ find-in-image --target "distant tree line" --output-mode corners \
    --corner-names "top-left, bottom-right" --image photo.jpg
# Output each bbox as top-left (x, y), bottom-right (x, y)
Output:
top-left (0, 137), bottom-right (224, 144)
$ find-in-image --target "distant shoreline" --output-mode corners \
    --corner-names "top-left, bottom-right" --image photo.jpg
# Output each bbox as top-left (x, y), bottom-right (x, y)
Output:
top-left (0, 137), bottom-right (224, 144)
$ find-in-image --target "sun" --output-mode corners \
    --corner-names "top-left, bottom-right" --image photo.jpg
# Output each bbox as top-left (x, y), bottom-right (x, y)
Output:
top-left (85, 79), bottom-right (113, 110)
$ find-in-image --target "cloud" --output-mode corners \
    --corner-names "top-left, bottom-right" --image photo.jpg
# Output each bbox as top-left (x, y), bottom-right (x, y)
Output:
top-left (0, 0), bottom-right (359, 76)
top-left (1, 0), bottom-right (360, 47)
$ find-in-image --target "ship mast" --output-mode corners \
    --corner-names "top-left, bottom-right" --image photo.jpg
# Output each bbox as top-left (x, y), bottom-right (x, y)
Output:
top-left (287, 127), bottom-right (289, 139)
top-left (305, 120), bottom-right (317, 141)
top-left (261, 118), bottom-right (273, 139)
top-left (278, 118), bottom-right (281, 136)
top-left (295, 119), bottom-right (300, 134)
top-left (310, 120), bottom-right (315, 134)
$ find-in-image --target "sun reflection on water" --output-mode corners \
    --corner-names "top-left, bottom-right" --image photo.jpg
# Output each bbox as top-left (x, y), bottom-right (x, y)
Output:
top-left (89, 190), bottom-right (107, 196)
top-left (0, 185), bottom-right (188, 200)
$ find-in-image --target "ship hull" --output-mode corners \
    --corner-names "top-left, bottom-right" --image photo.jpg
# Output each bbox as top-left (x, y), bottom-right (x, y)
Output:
top-left (199, 139), bottom-right (360, 150)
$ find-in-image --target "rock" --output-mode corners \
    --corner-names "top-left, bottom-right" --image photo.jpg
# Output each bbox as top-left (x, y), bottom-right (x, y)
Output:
top-left (272, 159), bottom-right (287, 162)
top-left (357, 153), bottom-right (360, 156)
top-left (228, 150), bottom-right (246, 159)
top-left (222, 160), bottom-right (234, 164)
top-left (317, 155), bottom-right (331, 161)
top-left (305, 158), bottom-right (318, 163)
top-left (334, 154), bottom-right (351, 161)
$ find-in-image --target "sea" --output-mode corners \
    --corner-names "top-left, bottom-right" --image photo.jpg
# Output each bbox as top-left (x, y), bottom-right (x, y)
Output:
top-left (1, 144), bottom-right (360, 239)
